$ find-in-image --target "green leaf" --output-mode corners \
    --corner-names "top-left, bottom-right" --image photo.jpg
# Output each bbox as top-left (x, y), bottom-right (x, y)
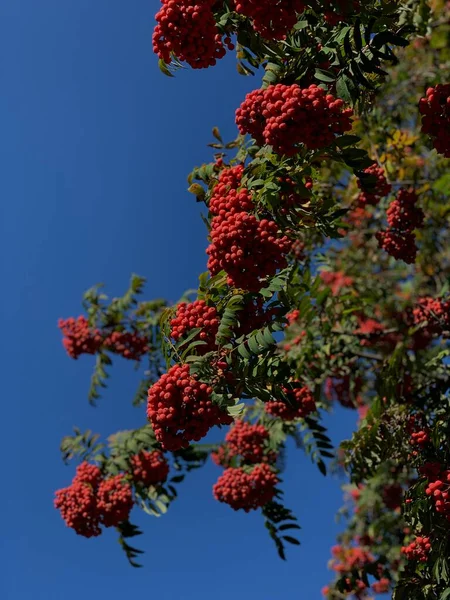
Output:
top-left (314, 69), bottom-right (336, 83)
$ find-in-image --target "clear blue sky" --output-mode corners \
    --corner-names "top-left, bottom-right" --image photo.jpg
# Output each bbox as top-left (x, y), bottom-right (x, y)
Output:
top-left (1, 1), bottom-right (357, 598)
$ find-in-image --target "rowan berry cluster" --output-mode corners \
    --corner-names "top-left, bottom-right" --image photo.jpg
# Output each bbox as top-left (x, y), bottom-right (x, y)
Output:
top-left (286, 309), bottom-right (300, 324)
top-left (54, 462), bottom-right (133, 537)
top-left (330, 544), bottom-right (373, 573)
top-left (131, 450), bottom-right (169, 487)
top-left (354, 316), bottom-right (399, 350)
top-left (376, 229), bottom-right (418, 264)
top-left (97, 475), bottom-right (134, 527)
top-left (170, 300), bottom-right (220, 354)
top-left (290, 239), bottom-right (306, 261)
top-left (207, 212), bottom-right (291, 291)
top-left (371, 578), bottom-right (391, 594)
top-left (401, 536), bottom-right (431, 562)
top-left (235, 84), bottom-right (353, 156)
top-left (409, 296), bottom-right (450, 336)
top-left (211, 445), bottom-right (231, 468)
top-left (386, 189), bottom-right (424, 231)
top-left (419, 83), bottom-right (450, 157)
top-left (356, 163), bottom-right (391, 207)
top-left (234, 0), bottom-right (305, 40)
top-left (424, 465), bottom-right (450, 521)
top-left (208, 165), bottom-right (253, 223)
top-left (320, 270), bottom-right (353, 296)
top-left (265, 384), bottom-right (316, 420)
top-left (104, 331), bottom-right (149, 360)
top-left (152, 0), bottom-right (232, 69)
top-left (58, 316), bottom-right (103, 359)
top-left (147, 364), bottom-right (233, 451)
top-left (225, 420), bottom-right (270, 464)
top-left (376, 188), bottom-right (424, 264)
top-left (407, 415), bottom-right (430, 448)
top-left (213, 463), bottom-right (278, 511)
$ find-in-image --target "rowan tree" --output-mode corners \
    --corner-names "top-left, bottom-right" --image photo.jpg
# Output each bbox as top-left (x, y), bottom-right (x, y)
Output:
top-left (55, 1), bottom-right (450, 597)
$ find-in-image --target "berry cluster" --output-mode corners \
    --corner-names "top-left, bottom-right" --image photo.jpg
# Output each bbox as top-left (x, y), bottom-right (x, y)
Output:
top-left (407, 415), bottom-right (430, 450)
top-left (211, 444), bottom-right (231, 468)
top-left (377, 188), bottom-right (424, 264)
top-left (225, 420), bottom-right (270, 464)
top-left (354, 316), bottom-right (399, 350)
top-left (401, 536), bottom-right (431, 562)
top-left (58, 316), bottom-right (103, 359)
top-left (131, 450), bottom-right (169, 487)
top-left (424, 465), bottom-right (450, 521)
top-left (213, 463), bottom-right (278, 511)
top-left (265, 383), bottom-right (316, 420)
top-left (209, 165), bottom-right (253, 223)
top-left (236, 84), bottom-right (353, 156)
top-left (356, 163), bottom-right (391, 207)
top-left (330, 544), bottom-right (374, 573)
top-left (286, 309), bottom-right (300, 324)
top-left (386, 189), bottom-right (424, 231)
top-left (96, 475), bottom-right (134, 527)
top-left (170, 300), bottom-right (220, 354)
top-left (234, 0), bottom-right (305, 40)
top-left (419, 84), bottom-right (450, 157)
top-left (320, 270), bottom-right (353, 296)
top-left (152, 0), bottom-right (232, 69)
top-left (54, 462), bottom-right (133, 537)
top-left (409, 296), bottom-right (450, 336)
top-left (371, 578), bottom-right (391, 594)
top-left (147, 364), bottom-right (233, 451)
top-left (290, 239), bottom-right (306, 261)
top-left (207, 212), bottom-right (291, 291)
top-left (104, 331), bottom-right (149, 360)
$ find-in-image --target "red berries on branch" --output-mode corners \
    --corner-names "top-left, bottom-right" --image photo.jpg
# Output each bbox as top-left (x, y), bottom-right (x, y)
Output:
top-left (131, 450), bottom-right (169, 487)
top-left (265, 384), bottom-right (316, 420)
top-left (170, 300), bottom-right (220, 354)
top-left (146, 364), bottom-right (233, 451)
top-left (208, 165), bottom-right (253, 223)
top-left (225, 420), bottom-right (270, 464)
top-left (386, 189), bottom-right (424, 231)
top-left (422, 463), bottom-right (450, 521)
top-left (320, 270), bottom-right (353, 296)
top-left (152, 0), bottom-right (232, 69)
top-left (213, 463), bottom-right (278, 511)
top-left (236, 84), bottom-right (353, 156)
top-left (376, 229), bottom-right (418, 264)
top-left (55, 480), bottom-right (101, 538)
top-left (409, 296), bottom-right (450, 336)
top-left (207, 212), bottom-right (290, 291)
top-left (401, 536), bottom-right (431, 562)
top-left (407, 414), bottom-right (430, 448)
top-left (233, 0), bottom-right (305, 40)
top-left (58, 316), bottom-right (103, 359)
top-left (54, 462), bottom-right (134, 537)
top-left (377, 188), bottom-right (424, 264)
top-left (356, 163), bottom-right (391, 207)
top-left (96, 475), bottom-right (133, 527)
top-left (104, 331), bottom-right (149, 360)
top-left (419, 84), bottom-right (450, 157)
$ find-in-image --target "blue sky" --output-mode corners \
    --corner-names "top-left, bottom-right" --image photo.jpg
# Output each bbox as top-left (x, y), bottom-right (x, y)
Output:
top-left (1, 1), bottom-right (357, 598)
